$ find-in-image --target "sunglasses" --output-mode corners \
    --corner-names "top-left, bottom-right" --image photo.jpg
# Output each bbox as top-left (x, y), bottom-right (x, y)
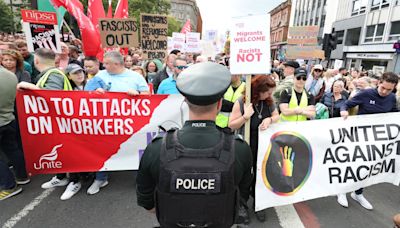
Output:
top-left (175, 65), bottom-right (188, 70)
top-left (314, 69), bottom-right (322, 72)
top-left (296, 76), bottom-right (307, 81)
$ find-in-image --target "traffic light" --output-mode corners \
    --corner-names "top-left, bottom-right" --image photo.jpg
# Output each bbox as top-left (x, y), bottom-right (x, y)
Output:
top-left (322, 33), bottom-right (337, 58)
top-left (329, 33), bottom-right (337, 50)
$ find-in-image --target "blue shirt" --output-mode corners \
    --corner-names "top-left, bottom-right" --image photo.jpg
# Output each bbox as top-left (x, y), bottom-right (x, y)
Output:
top-left (341, 88), bottom-right (397, 114)
top-left (85, 69), bottom-right (149, 92)
top-left (157, 77), bottom-right (179, 94)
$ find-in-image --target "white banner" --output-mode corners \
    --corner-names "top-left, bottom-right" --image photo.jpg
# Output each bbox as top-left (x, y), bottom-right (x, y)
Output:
top-left (256, 113), bottom-right (400, 211)
top-left (203, 30), bottom-right (218, 41)
top-left (230, 14), bottom-right (271, 74)
top-left (172, 32), bottom-right (186, 51)
top-left (185, 32), bottom-right (201, 53)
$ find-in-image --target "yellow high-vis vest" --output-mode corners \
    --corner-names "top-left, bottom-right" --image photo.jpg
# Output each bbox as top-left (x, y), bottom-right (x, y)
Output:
top-left (216, 82), bottom-right (245, 128)
top-left (36, 68), bottom-right (73, 91)
top-left (280, 88), bottom-right (308, 122)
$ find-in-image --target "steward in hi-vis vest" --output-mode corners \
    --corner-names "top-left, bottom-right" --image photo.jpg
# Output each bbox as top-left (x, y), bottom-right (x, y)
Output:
top-left (279, 68), bottom-right (316, 122)
top-left (216, 75), bottom-right (245, 128)
top-left (136, 62), bottom-right (253, 228)
top-left (36, 68), bottom-right (73, 91)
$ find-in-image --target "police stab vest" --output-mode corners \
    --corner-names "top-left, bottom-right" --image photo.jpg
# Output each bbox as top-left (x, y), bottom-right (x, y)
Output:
top-left (156, 129), bottom-right (239, 228)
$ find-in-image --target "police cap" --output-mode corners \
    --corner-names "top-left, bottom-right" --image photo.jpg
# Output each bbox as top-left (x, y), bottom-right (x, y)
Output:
top-left (177, 62), bottom-right (231, 106)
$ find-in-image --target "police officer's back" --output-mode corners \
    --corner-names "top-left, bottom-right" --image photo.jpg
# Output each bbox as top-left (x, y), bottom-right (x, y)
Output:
top-left (136, 62), bottom-right (253, 228)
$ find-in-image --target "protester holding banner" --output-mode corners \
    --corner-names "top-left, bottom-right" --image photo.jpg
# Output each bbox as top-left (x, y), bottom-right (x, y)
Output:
top-left (1, 49), bottom-right (31, 83)
top-left (338, 72), bottom-right (399, 210)
top-left (157, 57), bottom-right (188, 95)
top-left (66, 64), bottom-right (87, 91)
top-left (137, 62), bottom-right (253, 228)
top-left (229, 75), bottom-right (279, 223)
top-left (84, 51), bottom-right (149, 195)
top-left (320, 80), bottom-right (348, 118)
top-left (17, 48), bottom-right (72, 91)
top-left (0, 67), bottom-right (30, 201)
top-left (152, 54), bottom-right (177, 92)
top-left (279, 68), bottom-right (316, 122)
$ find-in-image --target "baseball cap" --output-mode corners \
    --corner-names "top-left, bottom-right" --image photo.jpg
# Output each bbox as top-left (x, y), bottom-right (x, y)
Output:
top-left (283, 60), bottom-right (300, 69)
top-left (294, 68), bottom-right (307, 77)
top-left (65, 64), bottom-right (84, 74)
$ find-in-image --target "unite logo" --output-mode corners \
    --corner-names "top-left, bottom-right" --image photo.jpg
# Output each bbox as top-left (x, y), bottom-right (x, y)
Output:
top-left (33, 144), bottom-right (63, 170)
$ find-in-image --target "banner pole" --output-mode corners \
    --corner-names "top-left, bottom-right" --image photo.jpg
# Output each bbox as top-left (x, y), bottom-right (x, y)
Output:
top-left (63, 19), bottom-right (76, 40)
top-left (244, 74), bottom-right (251, 144)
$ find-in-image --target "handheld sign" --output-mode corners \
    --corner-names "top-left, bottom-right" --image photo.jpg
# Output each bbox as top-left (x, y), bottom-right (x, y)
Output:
top-left (21, 10), bottom-right (61, 53)
top-left (140, 13), bottom-right (168, 60)
top-left (230, 14), bottom-right (271, 75)
top-left (99, 18), bottom-right (139, 48)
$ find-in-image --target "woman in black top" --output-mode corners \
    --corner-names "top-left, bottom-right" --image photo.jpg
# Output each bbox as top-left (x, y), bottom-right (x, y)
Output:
top-left (229, 75), bottom-right (279, 222)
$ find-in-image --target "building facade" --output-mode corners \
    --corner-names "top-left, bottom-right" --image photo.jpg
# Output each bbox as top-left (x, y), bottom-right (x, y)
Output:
top-left (270, 0), bottom-right (291, 61)
top-left (331, 0), bottom-right (400, 73)
top-left (170, 0), bottom-right (203, 33)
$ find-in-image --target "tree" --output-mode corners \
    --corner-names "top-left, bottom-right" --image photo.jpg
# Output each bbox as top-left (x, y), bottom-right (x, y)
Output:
top-left (167, 16), bottom-right (182, 36)
top-left (0, 1), bottom-right (15, 33)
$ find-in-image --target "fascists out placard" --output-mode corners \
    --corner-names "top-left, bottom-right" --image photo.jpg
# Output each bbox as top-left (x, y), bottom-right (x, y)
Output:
top-left (21, 10), bottom-right (61, 53)
top-left (99, 18), bottom-right (139, 48)
top-left (230, 14), bottom-right (271, 74)
top-left (16, 90), bottom-right (188, 176)
top-left (255, 113), bottom-right (400, 211)
top-left (140, 13), bottom-right (168, 59)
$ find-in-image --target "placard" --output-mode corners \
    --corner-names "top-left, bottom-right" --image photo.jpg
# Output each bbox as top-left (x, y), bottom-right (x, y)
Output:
top-left (230, 14), bottom-right (271, 74)
top-left (21, 9), bottom-right (61, 53)
top-left (99, 18), bottom-right (139, 48)
top-left (140, 13), bottom-right (168, 59)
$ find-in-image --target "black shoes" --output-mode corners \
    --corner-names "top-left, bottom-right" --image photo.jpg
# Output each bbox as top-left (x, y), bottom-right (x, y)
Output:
top-left (236, 204), bottom-right (250, 225)
top-left (255, 209), bottom-right (266, 222)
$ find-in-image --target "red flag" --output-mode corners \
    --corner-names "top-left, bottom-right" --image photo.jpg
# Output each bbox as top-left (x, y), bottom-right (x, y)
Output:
top-left (114, 0), bottom-right (128, 19)
top-left (88, 0), bottom-right (105, 30)
top-left (107, 0), bottom-right (113, 18)
top-left (180, 19), bottom-right (191, 34)
top-left (51, 0), bottom-right (101, 57)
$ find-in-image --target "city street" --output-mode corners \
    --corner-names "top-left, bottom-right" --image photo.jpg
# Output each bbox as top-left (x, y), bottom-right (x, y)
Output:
top-left (1, 171), bottom-right (398, 228)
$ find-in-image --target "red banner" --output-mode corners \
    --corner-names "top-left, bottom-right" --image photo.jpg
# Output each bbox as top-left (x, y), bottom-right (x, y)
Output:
top-left (21, 10), bottom-right (58, 25)
top-left (16, 90), bottom-right (172, 176)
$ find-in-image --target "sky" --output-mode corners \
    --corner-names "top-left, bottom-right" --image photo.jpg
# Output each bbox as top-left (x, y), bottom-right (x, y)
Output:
top-left (197, 0), bottom-right (284, 34)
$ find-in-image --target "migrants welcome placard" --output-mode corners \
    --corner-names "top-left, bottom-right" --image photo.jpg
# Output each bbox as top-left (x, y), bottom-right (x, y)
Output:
top-left (21, 9), bottom-right (61, 53)
top-left (140, 13), bottom-right (168, 59)
top-left (230, 14), bottom-right (271, 74)
top-left (16, 91), bottom-right (188, 176)
top-left (99, 18), bottom-right (139, 48)
top-left (255, 113), bottom-right (400, 211)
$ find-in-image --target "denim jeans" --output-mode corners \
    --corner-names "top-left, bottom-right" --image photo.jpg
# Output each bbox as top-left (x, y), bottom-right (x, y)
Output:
top-left (0, 160), bottom-right (16, 190)
top-left (95, 172), bottom-right (108, 181)
top-left (0, 120), bottom-right (27, 179)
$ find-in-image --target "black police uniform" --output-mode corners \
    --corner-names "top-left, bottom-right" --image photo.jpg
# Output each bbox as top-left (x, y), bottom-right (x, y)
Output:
top-left (136, 62), bottom-right (253, 228)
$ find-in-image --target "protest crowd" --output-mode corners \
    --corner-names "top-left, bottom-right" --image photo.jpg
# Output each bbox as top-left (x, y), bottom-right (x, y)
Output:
top-left (1, 1), bottom-right (400, 228)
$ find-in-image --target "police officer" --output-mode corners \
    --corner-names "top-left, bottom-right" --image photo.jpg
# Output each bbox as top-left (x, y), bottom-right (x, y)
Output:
top-left (136, 62), bottom-right (253, 228)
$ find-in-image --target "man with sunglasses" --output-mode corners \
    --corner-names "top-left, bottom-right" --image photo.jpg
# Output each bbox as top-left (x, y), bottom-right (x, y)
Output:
top-left (305, 65), bottom-right (325, 103)
top-left (157, 57), bottom-right (188, 94)
top-left (279, 68), bottom-right (316, 122)
top-left (273, 60), bottom-right (300, 102)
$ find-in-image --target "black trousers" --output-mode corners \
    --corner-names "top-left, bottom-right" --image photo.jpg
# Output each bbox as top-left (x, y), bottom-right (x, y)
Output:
top-left (0, 120), bottom-right (27, 179)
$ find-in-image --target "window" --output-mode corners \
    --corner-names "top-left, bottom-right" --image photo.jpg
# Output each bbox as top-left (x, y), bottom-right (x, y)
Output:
top-left (317, 0), bottom-right (322, 8)
top-left (319, 15), bottom-right (324, 27)
top-left (351, 0), bottom-right (367, 16)
top-left (396, 0), bottom-right (400, 5)
top-left (345, 27), bottom-right (361, 45)
top-left (371, 0), bottom-right (390, 11)
top-left (364, 24), bottom-right (385, 42)
top-left (389, 21), bottom-right (400, 41)
top-left (336, 30), bottom-right (344, 44)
